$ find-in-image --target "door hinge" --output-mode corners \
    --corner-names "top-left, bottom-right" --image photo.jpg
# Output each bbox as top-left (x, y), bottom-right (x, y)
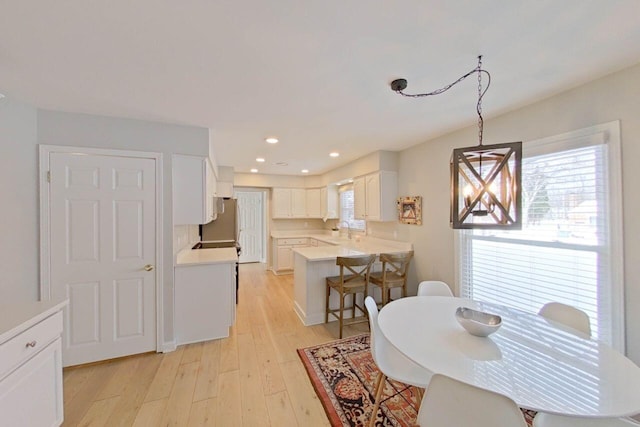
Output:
top-left (47, 171), bottom-right (51, 183)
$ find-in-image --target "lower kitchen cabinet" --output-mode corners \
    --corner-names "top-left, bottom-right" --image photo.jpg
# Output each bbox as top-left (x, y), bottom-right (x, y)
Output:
top-left (272, 238), bottom-right (308, 274)
top-left (175, 262), bottom-right (236, 345)
top-left (0, 301), bottom-right (66, 427)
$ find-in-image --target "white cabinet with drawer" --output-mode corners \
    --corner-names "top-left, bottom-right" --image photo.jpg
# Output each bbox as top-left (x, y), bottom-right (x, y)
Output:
top-left (0, 300), bottom-right (67, 427)
top-left (273, 237), bottom-right (308, 273)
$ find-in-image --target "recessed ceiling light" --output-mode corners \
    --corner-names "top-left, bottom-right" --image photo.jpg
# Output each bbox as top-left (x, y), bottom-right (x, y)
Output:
top-left (329, 152), bottom-right (340, 158)
top-left (301, 169), bottom-right (309, 173)
top-left (256, 157), bottom-right (265, 162)
top-left (265, 137), bottom-right (279, 144)
top-left (250, 168), bottom-right (258, 173)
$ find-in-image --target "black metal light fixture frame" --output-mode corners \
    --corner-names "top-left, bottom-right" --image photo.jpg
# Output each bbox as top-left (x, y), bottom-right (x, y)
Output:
top-left (390, 56), bottom-right (522, 229)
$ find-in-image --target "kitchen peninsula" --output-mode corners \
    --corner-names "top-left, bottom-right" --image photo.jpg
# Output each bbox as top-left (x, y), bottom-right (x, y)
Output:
top-left (286, 234), bottom-right (412, 326)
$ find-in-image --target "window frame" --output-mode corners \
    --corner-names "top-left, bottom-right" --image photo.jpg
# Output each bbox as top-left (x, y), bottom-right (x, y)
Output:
top-left (455, 121), bottom-right (624, 350)
top-left (338, 184), bottom-right (366, 232)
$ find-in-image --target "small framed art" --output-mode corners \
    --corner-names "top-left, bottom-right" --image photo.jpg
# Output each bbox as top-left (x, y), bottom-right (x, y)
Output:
top-left (397, 196), bottom-right (422, 225)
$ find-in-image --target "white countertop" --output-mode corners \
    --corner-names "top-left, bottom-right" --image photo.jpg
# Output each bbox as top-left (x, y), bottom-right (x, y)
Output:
top-left (0, 299), bottom-right (68, 345)
top-left (292, 236), bottom-right (412, 261)
top-left (175, 247), bottom-right (238, 266)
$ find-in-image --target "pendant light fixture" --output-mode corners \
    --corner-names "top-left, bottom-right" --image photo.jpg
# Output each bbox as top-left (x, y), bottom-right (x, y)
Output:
top-left (390, 56), bottom-right (522, 229)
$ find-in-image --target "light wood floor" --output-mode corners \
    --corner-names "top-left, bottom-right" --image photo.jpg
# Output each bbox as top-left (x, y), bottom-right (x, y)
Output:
top-left (62, 263), bottom-right (370, 426)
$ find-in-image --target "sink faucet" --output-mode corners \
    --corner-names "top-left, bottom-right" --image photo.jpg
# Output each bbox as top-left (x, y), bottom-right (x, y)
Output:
top-left (338, 221), bottom-right (352, 239)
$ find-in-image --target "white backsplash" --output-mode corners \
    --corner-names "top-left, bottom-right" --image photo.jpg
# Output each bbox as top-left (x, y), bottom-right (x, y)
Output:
top-left (173, 224), bottom-right (199, 255)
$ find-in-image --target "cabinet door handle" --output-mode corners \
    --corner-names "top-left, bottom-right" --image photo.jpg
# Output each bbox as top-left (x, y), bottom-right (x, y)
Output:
top-left (26, 340), bottom-right (37, 348)
top-left (144, 264), bottom-right (154, 271)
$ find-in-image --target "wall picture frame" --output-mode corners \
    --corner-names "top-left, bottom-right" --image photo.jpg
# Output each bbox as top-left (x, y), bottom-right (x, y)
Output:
top-left (397, 196), bottom-right (422, 225)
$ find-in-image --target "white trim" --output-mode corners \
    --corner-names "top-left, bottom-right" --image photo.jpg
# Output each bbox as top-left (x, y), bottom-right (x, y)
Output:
top-left (38, 144), bottom-right (165, 353)
top-left (160, 340), bottom-right (177, 353)
top-left (606, 121), bottom-right (625, 352)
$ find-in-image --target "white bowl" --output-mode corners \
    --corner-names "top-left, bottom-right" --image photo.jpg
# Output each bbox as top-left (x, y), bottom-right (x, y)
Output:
top-left (455, 307), bottom-right (502, 337)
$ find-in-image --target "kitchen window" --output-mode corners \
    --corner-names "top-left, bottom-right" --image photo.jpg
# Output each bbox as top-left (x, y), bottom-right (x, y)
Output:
top-left (339, 185), bottom-right (365, 231)
top-left (457, 122), bottom-right (624, 350)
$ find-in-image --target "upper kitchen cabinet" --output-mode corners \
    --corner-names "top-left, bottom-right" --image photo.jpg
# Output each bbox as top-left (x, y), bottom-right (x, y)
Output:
top-left (173, 154), bottom-right (217, 224)
top-left (354, 171), bottom-right (398, 222)
top-left (216, 181), bottom-right (234, 198)
top-left (306, 188), bottom-right (321, 218)
top-left (215, 165), bottom-right (234, 198)
top-left (273, 188), bottom-right (307, 218)
top-left (321, 186), bottom-right (339, 219)
top-left (273, 187), bottom-right (338, 219)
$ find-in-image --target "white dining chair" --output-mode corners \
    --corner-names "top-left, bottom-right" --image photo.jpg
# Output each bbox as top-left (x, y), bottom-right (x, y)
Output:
top-left (533, 413), bottom-right (640, 427)
top-left (417, 280), bottom-right (453, 297)
top-left (538, 302), bottom-right (591, 337)
top-left (417, 373), bottom-right (528, 427)
top-left (534, 303), bottom-right (637, 427)
top-left (364, 296), bottom-right (431, 427)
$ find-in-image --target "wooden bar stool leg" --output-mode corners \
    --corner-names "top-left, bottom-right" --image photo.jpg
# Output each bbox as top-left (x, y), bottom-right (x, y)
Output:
top-left (339, 293), bottom-right (345, 339)
top-left (325, 282), bottom-right (330, 324)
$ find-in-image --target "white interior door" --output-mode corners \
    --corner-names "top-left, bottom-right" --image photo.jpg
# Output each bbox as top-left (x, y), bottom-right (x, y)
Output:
top-left (48, 152), bottom-right (157, 366)
top-left (237, 191), bottom-right (264, 263)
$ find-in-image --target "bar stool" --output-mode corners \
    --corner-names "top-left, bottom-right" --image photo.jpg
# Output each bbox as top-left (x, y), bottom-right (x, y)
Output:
top-left (368, 251), bottom-right (413, 307)
top-left (325, 254), bottom-right (376, 338)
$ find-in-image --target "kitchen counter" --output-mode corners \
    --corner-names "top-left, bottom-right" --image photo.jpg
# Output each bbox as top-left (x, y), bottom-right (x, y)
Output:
top-left (0, 299), bottom-right (68, 345)
top-left (293, 238), bottom-right (412, 261)
top-left (175, 247), bottom-right (238, 266)
top-left (290, 235), bottom-right (412, 326)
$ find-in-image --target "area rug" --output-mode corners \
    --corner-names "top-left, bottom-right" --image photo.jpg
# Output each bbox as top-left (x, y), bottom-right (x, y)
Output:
top-left (298, 333), bottom-right (537, 427)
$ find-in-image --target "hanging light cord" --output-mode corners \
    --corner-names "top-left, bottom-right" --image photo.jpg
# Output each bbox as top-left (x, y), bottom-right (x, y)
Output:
top-left (391, 55), bottom-right (491, 145)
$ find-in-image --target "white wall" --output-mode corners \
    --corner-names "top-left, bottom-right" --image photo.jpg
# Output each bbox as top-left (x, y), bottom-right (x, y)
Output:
top-left (396, 61), bottom-right (640, 363)
top-left (0, 98), bottom-right (39, 302)
top-left (0, 100), bottom-right (209, 347)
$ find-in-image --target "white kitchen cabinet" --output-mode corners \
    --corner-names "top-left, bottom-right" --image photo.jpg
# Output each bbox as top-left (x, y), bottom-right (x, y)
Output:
top-left (272, 188), bottom-right (292, 218)
top-left (216, 181), bottom-right (234, 198)
top-left (272, 188), bottom-right (307, 218)
top-left (173, 154), bottom-right (217, 225)
top-left (0, 301), bottom-right (66, 427)
top-left (273, 237), bottom-right (308, 273)
top-left (306, 188), bottom-right (322, 218)
top-left (175, 262), bottom-right (236, 344)
top-left (320, 186), bottom-right (339, 219)
top-left (353, 176), bottom-right (366, 220)
top-left (353, 171), bottom-right (398, 222)
top-left (291, 189), bottom-right (307, 217)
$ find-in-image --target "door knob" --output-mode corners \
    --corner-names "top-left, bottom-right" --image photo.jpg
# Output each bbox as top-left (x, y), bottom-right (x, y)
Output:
top-left (144, 264), bottom-right (154, 271)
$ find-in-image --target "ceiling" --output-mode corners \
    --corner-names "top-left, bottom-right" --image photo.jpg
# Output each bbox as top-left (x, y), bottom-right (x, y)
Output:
top-left (2, 1), bottom-right (640, 176)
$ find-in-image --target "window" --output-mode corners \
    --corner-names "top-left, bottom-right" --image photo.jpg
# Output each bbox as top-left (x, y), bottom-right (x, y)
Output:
top-left (457, 122), bottom-right (624, 349)
top-left (339, 185), bottom-right (365, 231)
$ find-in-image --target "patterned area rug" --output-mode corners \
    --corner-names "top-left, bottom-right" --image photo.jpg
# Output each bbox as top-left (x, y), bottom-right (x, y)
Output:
top-left (298, 333), bottom-right (537, 427)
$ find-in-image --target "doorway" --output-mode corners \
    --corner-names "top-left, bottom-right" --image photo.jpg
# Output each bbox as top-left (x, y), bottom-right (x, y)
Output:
top-left (40, 145), bottom-right (162, 366)
top-left (236, 190), bottom-right (266, 264)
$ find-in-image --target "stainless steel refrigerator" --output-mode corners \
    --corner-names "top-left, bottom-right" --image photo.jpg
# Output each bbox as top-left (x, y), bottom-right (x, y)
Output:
top-left (201, 199), bottom-right (238, 242)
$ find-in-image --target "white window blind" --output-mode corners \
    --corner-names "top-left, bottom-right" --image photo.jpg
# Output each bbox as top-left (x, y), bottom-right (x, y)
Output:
top-left (339, 186), bottom-right (365, 231)
top-left (458, 122), bottom-right (623, 349)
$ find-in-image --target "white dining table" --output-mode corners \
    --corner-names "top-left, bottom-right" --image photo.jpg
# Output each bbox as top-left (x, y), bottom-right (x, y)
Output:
top-left (377, 296), bottom-right (640, 418)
